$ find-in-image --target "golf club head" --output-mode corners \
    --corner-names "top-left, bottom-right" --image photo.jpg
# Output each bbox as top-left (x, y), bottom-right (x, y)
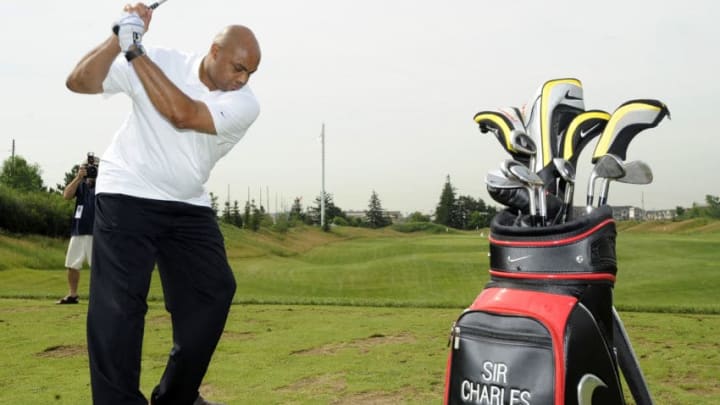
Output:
top-left (509, 164), bottom-right (545, 187)
top-left (561, 110), bottom-right (610, 167)
top-left (509, 164), bottom-right (546, 226)
top-left (553, 157), bottom-right (576, 183)
top-left (474, 108), bottom-right (526, 158)
top-left (486, 170), bottom-right (524, 189)
top-left (523, 78), bottom-right (585, 172)
top-left (597, 159), bottom-right (655, 206)
top-left (592, 99), bottom-right (670, 162)
top-left (618, 160), bottom-right (654, 185)
top-left (487, 187), bottom-right (564, 223)
top-left (510, 130), bottom-right (537, 169)
top-left (587, 154), bottom-right (625, 209)
top-left (500, 159), bottom-right (524, 180)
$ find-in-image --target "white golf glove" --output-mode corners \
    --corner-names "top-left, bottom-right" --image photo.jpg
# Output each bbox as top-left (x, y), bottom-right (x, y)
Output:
top-left (113, 13), bottom-right (145, 52)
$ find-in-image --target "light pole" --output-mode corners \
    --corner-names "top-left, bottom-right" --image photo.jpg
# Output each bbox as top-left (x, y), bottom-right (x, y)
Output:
top-left (320, 123), bottom-right (326, 229)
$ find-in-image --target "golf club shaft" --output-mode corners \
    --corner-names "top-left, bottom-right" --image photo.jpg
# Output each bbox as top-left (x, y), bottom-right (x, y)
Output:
top-left (149, 0), bottom-right (168, 10)
top-left (613, 308), bottom-right (655, 405)
top-left (563, 184), bottom-right (574, 223)
top-left (598, 178), bottom-right (611, 206)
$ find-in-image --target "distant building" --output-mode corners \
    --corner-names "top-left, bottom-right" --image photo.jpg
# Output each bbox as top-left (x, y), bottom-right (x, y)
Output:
top-left (344, 210), bottom-right (403, 223)
top-left (568, 206), bottom-right (675, 221)
top-left (345, 210), bottom-right (365, 219)
top-left (611, 206), bottom-right (644, 221)
top-left (644, 209), bottom-right (676, 221)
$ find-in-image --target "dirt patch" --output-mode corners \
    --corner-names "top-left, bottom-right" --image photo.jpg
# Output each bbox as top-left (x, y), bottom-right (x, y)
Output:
top-left (222, 330), bottom-right (256, 340)
top-left (291, 333), bottom-right (416, 356)
top-left (37, 344), bottom-right (86, 358)
top-left (332, 387), bottom-right (415, 405)
top-left (279, 374), bottom-right (347, 393)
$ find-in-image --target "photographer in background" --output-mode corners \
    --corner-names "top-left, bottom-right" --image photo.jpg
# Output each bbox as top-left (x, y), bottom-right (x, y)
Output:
top-left (57, 154), bottom-right (98, 305)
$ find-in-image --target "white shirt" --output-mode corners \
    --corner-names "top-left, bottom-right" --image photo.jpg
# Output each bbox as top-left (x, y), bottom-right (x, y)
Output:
top-left (98, 47), bottom-right (260, 207)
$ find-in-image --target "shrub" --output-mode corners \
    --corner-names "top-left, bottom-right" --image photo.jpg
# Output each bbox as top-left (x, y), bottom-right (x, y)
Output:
top-left (392, 222), bottom-right (455, 234)
top-left (332, 216), bottom-right (349, 226)
top-left (0, 185), bottom-right (73, 236)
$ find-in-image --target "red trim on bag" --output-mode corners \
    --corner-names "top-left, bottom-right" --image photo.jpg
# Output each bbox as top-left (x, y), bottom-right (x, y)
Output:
top-left (489, 219), bottom-right (614, 247)
top-left (443, 352), bottom-right (452, 405)
top-left (489, 269), bottom-right (616, 282)
top-left (470, 288), bottom-right (577, 405)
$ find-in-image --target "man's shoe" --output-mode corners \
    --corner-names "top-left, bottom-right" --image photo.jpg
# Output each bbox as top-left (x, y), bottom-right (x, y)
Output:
top-left (194, 395), bottom-right (225, 405)
top-left (57, 295), bottom-right (79, 304)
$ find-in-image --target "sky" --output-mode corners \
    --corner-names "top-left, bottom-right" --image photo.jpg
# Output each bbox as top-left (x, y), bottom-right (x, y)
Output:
top-left (1, 0), bottom-right (719, 215)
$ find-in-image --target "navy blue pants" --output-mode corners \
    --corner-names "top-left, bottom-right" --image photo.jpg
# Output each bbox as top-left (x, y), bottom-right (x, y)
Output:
top-left (87, 194), bottom-right (236, 405)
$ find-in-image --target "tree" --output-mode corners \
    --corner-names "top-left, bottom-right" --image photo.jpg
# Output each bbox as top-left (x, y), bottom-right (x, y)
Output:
top-left (0, 155), bottom-right (45, 192)
top-left (435, 175), bottom-right (457, 227)
top-left (706, 195), bottom-right (720, 218)
top-left (244, 200), bottom-right (251, 228)
top-left (249, 199), bottom-right (261, 231)
top-left (366, 190), bottom-right (390, 228)
top-left (307, 193), bottom-right (345, 226)
top-left (53, 164), bottom-right (81, 194)
top-left (209, 192), bottom-right (220, 218)
top-left (455, 195), bottom-right (476, 229)
top-left (222, 200), bottom-right (232, 224)
top-left (231, 200), bottom-right (243, 227)
top-left (407, 211), bottom-right (431, 222)
top-left (675, 206), bottom-right (685, 218)
top-left (289, 197), bottom-right (305, 223)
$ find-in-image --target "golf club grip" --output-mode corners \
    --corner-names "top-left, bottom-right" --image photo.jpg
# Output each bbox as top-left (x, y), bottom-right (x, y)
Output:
top-left (112, 1), bottom-right (166, 35)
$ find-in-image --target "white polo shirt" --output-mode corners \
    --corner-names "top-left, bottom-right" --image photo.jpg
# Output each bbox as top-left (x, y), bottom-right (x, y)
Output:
top-left (98, 47), bottom-right (260, 207)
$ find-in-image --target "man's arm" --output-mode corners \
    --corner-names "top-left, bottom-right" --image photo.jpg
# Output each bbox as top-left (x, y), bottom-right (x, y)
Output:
top-left (63, 166), bottom-right (87, 200)
top-left (130, 55), bottom-right (217, 135)
top-left (122, 3), bottom-right (217, 134)
top-left (66, 35), bottom-right (121, 94)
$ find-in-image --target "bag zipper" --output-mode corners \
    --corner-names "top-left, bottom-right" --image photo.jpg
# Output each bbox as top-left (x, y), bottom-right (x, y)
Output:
top-left (451, 317), bottom-right (552, 351)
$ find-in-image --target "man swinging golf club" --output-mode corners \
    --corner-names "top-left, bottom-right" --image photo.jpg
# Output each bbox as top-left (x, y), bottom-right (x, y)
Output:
top-left (66, 2), bottom-right (261, 404)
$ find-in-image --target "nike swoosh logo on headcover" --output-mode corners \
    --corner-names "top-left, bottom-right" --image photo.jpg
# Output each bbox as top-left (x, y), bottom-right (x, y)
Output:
top-left (580, 123), bottom-right (600, 139)
top-left (578, 374), bottom-right (607, 405)
top-left (565, 90), bottom-right (583, 101)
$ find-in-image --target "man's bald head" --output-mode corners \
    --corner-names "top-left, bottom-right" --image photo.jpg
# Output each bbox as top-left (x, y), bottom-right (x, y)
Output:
top-left (213, 25), bottom-right (261, 66)
top-left (201, 25), bottom-right (261, 92)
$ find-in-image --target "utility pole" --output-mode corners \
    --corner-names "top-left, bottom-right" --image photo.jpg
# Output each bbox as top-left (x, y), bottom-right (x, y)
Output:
top-left (11, 139), bottom-right (15, 176)
top-left (320, 123), bottom-right (326, 229)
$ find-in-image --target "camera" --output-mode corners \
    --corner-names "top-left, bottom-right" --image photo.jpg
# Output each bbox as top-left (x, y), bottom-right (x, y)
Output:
top-left (86, 152), bottom-right (98, 179)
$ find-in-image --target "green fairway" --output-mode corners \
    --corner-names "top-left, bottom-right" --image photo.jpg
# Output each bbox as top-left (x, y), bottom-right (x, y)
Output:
top-left (0, 220), bottom-right (719, 403)
top-left (2, 223), bottom-right (718, 312)
top-left (1, 300), bottom-right (719, 404)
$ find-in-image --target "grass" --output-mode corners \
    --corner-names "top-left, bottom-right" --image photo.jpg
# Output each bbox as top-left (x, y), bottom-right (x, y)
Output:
top-left (0, 219), bottom-right (719, 403)
top-left (1, 300), bottom-right (719, 404)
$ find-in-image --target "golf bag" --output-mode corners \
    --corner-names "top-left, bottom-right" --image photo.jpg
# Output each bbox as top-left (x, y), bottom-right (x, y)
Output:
top-left (443, 206), bottom-right (647, 405)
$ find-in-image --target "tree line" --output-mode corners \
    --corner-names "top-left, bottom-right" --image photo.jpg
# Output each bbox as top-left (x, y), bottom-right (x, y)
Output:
top-left (8, 154), bottom-right (717, 237)
top-left (213, 175), bottom-right (497, 233)
top-left (675, 195), bottom-right (720, 219)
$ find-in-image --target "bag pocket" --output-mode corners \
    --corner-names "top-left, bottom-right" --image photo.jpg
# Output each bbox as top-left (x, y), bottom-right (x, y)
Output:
top-left (447, 311), bottom-right (555, 405)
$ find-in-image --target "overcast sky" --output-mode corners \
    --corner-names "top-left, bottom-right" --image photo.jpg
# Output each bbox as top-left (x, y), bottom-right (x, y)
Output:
top-left (1, 0), bottom-right (718, 214)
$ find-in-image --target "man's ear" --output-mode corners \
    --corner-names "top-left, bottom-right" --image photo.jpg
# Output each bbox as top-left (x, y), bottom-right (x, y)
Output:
top-left (210, 43), bottom-right (221, 59)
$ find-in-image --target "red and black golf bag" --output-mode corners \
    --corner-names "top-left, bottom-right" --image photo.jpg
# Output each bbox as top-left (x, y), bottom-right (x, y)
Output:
top-left (443, 206), bottom-right (653, 405)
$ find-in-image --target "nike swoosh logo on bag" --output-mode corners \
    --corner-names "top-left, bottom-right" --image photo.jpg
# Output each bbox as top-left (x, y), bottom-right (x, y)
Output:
top-left (580, 123), bottom-right (600, 139)
top-left (565, 90), bottom-right (583, 101)
top-left (507, 255), bottom-right (531, 263)
top-left (577, 374), bottom-right (607, 405)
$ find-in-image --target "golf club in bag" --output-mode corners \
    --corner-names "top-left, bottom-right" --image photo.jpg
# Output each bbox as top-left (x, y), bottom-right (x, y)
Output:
top-left (443, 206), bottom-right (653, 405)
